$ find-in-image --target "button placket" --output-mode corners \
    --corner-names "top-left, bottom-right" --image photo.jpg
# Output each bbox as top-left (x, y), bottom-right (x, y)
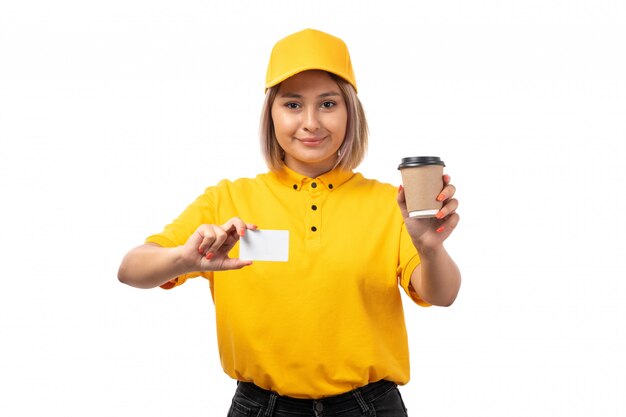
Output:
top-left (306, 181), bottom-right (322, 244)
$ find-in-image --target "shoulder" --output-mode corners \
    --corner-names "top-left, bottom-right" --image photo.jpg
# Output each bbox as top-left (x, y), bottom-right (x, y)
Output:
top-left (349, 172), bottom-right (397, 195)
top-left (203, 173), bottom-right (272, 195)
top-left (215, 176), bottom-right (258, 188)
top-left (340, 173), bottom-right (403, 224)
top-left (341, 173), bottom-right (400, 214)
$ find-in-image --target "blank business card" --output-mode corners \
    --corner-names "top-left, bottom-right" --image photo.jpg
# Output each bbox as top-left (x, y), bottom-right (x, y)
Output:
top-left (239, 230), bottom-right (289, 262)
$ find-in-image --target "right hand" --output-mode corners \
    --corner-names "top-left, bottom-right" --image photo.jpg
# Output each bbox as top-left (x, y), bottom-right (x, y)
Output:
top-left (181, 217), bottom-right (257, 271)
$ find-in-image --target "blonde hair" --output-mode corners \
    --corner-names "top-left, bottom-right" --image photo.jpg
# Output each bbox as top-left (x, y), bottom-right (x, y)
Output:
top-left (259, 73), bottom-right (368, 172)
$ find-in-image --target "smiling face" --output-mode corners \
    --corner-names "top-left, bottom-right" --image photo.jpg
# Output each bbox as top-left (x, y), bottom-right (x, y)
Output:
top-left (271, 70), bottom-right (348, 178)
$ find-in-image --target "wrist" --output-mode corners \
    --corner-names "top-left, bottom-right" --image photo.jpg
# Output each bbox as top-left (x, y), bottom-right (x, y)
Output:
top-left (414, 241), bottom-right (444, 260)
top-left (172, 245), bottom-right (195, 276)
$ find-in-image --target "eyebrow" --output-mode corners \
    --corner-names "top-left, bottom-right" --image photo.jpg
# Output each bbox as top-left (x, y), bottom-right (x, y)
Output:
top-left (278, 92), bottom-right (341, 99)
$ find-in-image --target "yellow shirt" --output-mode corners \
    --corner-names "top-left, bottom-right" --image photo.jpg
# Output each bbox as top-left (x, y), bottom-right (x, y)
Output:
top-left (146, 165), bottom-right (429, 398)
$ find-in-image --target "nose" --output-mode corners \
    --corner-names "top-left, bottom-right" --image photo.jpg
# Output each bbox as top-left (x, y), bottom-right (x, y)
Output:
top-left (302, 107), bottom-right (320, 132)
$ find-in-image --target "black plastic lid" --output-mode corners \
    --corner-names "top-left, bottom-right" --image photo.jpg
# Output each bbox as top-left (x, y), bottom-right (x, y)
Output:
top-left (398, 156), bottom-right (445, 169)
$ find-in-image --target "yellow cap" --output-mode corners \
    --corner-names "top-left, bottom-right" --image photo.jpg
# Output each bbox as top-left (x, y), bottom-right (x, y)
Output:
top-left (265, 28), bottom-right (357, 93)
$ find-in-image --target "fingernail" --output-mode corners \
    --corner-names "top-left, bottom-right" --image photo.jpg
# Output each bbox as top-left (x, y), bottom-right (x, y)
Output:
top-left (398, 185), bottom-right (403, 192)
top-left (240, 229), bottom-right (245, 236)
top-left (437, 193), bottom-right (446, 201)
top-left (436, 226), bottom-right (445, 233)
top-left (198, 247), bottom-right (203, 254)
top-left (435, 211), bottom-right (445, 219)
top-left (205, 252), bottom-right (213, 260)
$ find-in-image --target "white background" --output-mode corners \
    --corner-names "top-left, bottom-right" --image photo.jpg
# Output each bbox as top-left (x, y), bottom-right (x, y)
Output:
top-left (1, 1), bottom-right (625, 416)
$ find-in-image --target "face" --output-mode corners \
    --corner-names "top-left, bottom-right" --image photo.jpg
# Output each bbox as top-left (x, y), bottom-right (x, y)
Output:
top-left (271, 70), bottom-right (348, 177)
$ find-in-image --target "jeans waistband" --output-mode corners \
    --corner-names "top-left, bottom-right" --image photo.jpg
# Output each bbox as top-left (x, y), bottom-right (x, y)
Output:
top-left (235, 379), bottom-right (396, 416)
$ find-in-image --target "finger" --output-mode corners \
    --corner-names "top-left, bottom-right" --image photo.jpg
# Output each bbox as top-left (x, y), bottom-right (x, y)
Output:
top-left (205, 227), bottom-right (229, 256)
top-left (219, 228), bottom-right (244, 254)
top-left (197, 225), bottom-right (217, 255)
top-left (186, 228), bottom-right (205, 254)
top-left (215, 223), bottom-right (254, 256)
top-left (437, 183), bottom-right (457, 202)
top-left (435, 212), bottom-right (460, 236)
top-left (221, 217), bottom-right (248, 237)
top-left (396, 185), bottom-right (409, 218)
top-left (435, 198), bottom-right (459, 220)
top-left (443, 174), bottom-right (451, 186)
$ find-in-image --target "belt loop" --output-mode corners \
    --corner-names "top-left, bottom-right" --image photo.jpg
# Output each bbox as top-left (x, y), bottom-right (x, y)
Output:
top-left (352, 388), bottom-right (371, 415)
top-left (264, 392), bottom-right (278, 417)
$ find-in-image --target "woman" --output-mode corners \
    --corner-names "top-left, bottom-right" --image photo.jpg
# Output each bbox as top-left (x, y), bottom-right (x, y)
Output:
top-left (118, 28), bottom-right (461, 416)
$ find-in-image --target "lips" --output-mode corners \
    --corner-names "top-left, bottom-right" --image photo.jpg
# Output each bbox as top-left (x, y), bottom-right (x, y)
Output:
top-left (297, 136), bottom-right (326, 146)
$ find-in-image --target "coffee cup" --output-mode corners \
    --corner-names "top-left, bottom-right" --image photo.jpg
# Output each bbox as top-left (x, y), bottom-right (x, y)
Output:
top-left (398, 156), bottom-right (445, 218)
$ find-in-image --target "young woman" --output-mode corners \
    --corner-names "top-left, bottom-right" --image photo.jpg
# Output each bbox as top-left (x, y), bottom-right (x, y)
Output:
top-left (118, 28), bottom-right (461, 417)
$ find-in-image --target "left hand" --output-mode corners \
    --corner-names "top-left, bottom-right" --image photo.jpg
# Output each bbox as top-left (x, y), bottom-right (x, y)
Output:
top-left (397, 174), bottom-right (460, 255)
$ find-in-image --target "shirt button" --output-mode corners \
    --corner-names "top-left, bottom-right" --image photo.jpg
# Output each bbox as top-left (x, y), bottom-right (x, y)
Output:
top-left (329, 184), bottom-right (333, 189)
top-left (293, 184), bottom-right (297, 190)
top-left (311, 205), bottom-right (317, 210)
top-left (315, 402), bottom-right (323, 412)
top-left (311, 226), bottom-right (317, 232)
top-left (311, 182), bottom-right (317, 188)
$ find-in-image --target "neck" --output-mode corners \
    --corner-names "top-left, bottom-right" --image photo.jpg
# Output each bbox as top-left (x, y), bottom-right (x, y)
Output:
top-left (283, 157), bottom-right (337, 178)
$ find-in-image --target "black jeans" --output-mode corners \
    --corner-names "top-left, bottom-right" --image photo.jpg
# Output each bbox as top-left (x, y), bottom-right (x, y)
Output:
top-left (227, 379), bottom-right (409, 416)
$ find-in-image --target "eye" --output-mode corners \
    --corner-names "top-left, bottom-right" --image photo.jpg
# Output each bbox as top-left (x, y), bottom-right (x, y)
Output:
top-left (320, 101), bottom-right (336, 109)
top-left (285, 102), bottom-right (300, 109)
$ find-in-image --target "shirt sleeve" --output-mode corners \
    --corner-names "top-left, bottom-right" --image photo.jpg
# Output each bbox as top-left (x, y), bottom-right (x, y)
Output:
top-left (145, 187), bottom-right (217, 289)
top-left (397, 223), bottom-right (431, 307)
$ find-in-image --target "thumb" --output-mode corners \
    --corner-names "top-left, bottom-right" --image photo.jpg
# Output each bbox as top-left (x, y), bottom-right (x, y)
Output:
top-left (220, 258), bottom-right (253, 271)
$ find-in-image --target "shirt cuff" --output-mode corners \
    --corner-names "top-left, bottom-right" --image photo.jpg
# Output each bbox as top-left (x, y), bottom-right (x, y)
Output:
top-left (399, 254), bottom-right (431, 307)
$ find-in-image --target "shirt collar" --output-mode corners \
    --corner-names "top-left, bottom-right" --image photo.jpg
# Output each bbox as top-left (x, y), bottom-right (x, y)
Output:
top-left (270, 164), bottom-right (355, 191)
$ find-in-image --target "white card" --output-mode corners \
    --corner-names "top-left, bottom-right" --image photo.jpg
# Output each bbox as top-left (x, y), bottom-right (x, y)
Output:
top-left (239, 230), bottom-right (289, 262)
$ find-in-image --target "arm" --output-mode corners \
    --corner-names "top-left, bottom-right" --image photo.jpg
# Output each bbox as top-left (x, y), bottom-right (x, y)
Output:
top-left (397, 174), bottom-right (461, 306)
top-left (118, 218), bottom-right (256, 289)
top-left (410, 247), bottom-right (461, 307)
top-left (117, 243), bottom-right (190, 289)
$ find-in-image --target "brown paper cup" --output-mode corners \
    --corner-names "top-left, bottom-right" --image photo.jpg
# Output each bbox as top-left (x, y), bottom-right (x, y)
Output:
top-left (398, 157), bottom-right (445, 218)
